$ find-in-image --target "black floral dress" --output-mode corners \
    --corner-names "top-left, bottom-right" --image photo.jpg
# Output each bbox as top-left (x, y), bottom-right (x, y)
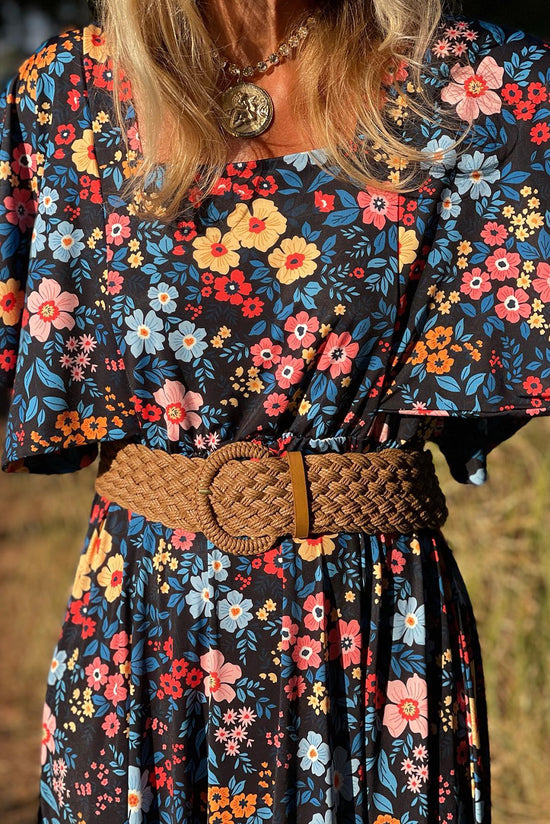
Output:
top-left (1, 16), bottom-right (549, 824)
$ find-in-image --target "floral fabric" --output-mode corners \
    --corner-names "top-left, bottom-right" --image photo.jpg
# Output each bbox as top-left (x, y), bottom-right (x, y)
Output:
top-left (0, 15), bottom-right (549, 824)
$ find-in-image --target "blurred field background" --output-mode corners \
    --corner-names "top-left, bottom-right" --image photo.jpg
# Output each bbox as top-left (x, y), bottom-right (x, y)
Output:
top-left (1, 0), bottom-right (550, 823)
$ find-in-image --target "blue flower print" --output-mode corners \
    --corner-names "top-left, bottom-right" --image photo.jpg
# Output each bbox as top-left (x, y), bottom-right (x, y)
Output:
top-left (208, 548), bottom-right (231, 580)
top-left (216, 590), bottom-right (254, 631)
top-left (30, 213), bottom-right (46, 258)
top-left (127, 766), bottom-right (153, 824)
top-left (421, 135), bottom-right (458, 178)
top-left (455, 151), bottom-right (501, 200)
top-left (185, 571), bottom-right (214, 618)
top-left (168, 320), bottom-right (208, 362)
top-left (284, 148), bottom-right (329, 171)
top-left (38, 186), bottom-right (59, 215)
top-left (47, 220), bottom-right (85, 261)
top-left (393, 596), bottom-right (426, 645)
top-left (47, 646), bottom-right (67, 685)
top-left (438, 188), bottom-right (462, 219)
top-left (124, 308), bottom-right (166, 357)
top-left (298, 730), bottom-right (331, 776)
top-left (147, 281), bottom-right (179, 313)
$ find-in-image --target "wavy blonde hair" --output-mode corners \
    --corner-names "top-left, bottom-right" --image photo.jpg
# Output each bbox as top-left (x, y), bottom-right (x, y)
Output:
top-left (95, 0), bottom-right (452, 223)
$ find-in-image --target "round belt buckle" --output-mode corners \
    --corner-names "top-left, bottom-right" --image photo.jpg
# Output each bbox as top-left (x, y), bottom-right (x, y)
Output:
top-left (194, 440), bottom-right (277, 555)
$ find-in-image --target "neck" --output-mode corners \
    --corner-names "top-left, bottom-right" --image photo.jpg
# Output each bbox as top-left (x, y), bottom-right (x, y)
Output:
top-left (199, 0), bottom-right (320, 66)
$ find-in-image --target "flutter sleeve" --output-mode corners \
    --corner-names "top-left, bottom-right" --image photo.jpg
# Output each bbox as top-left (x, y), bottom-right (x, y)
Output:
top-left (377, 19), bottom-right (550, 484)
top-left (0, 28), bottom-right (139, 474)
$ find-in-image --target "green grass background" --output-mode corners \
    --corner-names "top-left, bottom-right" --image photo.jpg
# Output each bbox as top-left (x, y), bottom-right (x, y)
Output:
top-left (0, 417), bottom-right (549, 823)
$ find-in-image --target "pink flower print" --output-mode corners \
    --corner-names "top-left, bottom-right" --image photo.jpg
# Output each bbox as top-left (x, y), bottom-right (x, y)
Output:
top-left (85, 656), bottom-right (109, 691)
top-left (460, 268), bottom-right (492, 299)
top-left (153, 379), bottom-right (203, 440)
top-left (357, 187), bottom-right (400, 230)
top-left (27, 277), bottom-right (79, 342)
top-left (250, 336), bottom-right (282, 368)
top-left (105, 212), bottom-right (131, 246)
top-left (280, 615), bottom-right (299, 650)
top-left (12, 141), bottom-right (37, 180)
top-left (328, 618), bottom-right (361, 668)
top-left (480, 221), bottom-right (508, 247)
top-left (284, 674), bottom-right (308, 701)
top-left (495, 285), bottom-right (531, 322)
top-left (383, 673), bottom-right (428, 737)
top-left (104, 672), bottom-right (128, 706)
top-left (4, 187), bottom-right (37, 232)
top-left (110, 631), bottom-right (129, 665)
top-left (317, 331), bottom-right (359, 379)
top-left (284, 310), bottom-right (319, 350)
top-left (106, 270), bottom-right (124, 295)
top-left (303, 591), bottom-right (330, 632)
top-left (200, 648), bottom-right (242, 702)
top-left (441, 56), bottom-right (504, 121)
top-left (533, 262), bottom-right (550, 302)
top-left (41, 703), bottom-right (56, 764)
top-left (275, 355), bottom-right (304, 389)
top-left (291, 634), bottom-right (322, 671)
top-left (486, 248), bottom-right (521, 280)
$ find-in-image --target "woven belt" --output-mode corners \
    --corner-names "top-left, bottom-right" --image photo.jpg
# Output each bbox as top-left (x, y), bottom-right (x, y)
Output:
top-left (94, 439), bottom-right (448, 556)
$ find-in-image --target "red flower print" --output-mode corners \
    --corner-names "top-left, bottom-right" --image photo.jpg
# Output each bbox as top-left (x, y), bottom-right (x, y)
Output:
top-left (263, 392), bottom-right (289, 417)
top-left (275, 355), bottom-right (304, 389)
top-left (171, 658), bottom-right (189, 680)
top-left (495, 285), bottom-right (530, 322)
top-left (12, 141), bottom-right (37, 180)
top-left (357, 187), bottom-right (400, 230)
top-left (441, 56), bottom-right (503, 120)
top-left (501, 83), bottom-right (522, 104)
top-left (200, 648), bottom-right (242, 702)
top-left (101, 712), bottom-right (120, 739)
top-left (85, 656), bottom-right (109, 691)
top-left (104, 673), bottom-right (127, 706)
top-left (55, 123), bottom-right (76, 145)
top-left (227, 160), bottom-right (257, 179)
top-left (213, 269), bottom-right (252, 305)
top-left (317, 330), bottom-right (359, 379)
top-left (530, 122), bottom-right (550, 145)
top-left (460, 268), bottom-right (492, 299)
top-left (389, 548), bottom-right (406, 574)
top-left (280, 615), bottom-right (299, 649)
top-left (0, 348), bottom-right (16, 373)
top-left (383, 673), bottom-right (428, 737)
top-left (67, 88), bottom-right (82, 111)
top-left (514, 100), bottom-right (536, 120)
top-left (486, 248), bottom-right (521, 280)
top-left (250, 337), bottom-right (282, 368)
top-left (4, 186), bottom-right (37, 232)
top-left (533, 261), bottom-right (550, 301)
top-left (523, 375), bottom-right (543, 395)
top-left (232, 182), bottom-right (254, 200)
top-left (291, 634), bottom-right (322, 670)
top-left (314, 190), bottom-right (335, 212)
top-left (303, 591), bottom-right (330, 631)
top-left (328, 618), bottom-right (362, 667)
top-left (284, 675), bottom-right (307, 701)
top-left (527, 81), bottom-right (547, 104)
top-left (284, 310), bottom-right (319, 350)
top-left (241, 296), bottom-right (264, 317)
top-left (105, 212), bottom-right (131, 246)
top-left (110, 631), bottom-right (129, 665)
top-left (252, 174), bottom-right (278, 196)
top-left (480, 221), bottom-right (507, 246)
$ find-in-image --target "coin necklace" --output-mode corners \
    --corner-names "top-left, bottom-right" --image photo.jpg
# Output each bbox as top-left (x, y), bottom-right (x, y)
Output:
top-left (215, 12), bottom-right (321, 139)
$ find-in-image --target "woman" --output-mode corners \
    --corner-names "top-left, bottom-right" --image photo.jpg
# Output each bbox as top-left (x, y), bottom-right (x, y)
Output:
top-left (0, 0), bottom-right (548, 821)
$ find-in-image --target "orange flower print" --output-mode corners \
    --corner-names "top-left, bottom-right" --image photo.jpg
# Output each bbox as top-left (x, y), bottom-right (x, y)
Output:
top-left (425, 325), bottom-right (453, 350)
top-left (426, 348), bottom-right (455, 374)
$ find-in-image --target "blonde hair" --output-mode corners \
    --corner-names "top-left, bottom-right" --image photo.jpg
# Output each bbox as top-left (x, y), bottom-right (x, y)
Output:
top-left (95, 0), bottom-right (452, 223)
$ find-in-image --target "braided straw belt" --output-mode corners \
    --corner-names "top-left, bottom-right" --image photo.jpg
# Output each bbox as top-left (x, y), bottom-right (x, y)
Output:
top-left (94, 439), bottom-right (448, 556)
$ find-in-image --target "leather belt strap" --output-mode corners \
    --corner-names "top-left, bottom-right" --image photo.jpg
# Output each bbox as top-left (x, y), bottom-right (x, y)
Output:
top-left (94, 439), bottom-right (448, 556)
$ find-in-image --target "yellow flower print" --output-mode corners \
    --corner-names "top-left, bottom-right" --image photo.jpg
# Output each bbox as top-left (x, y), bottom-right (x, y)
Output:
top-left (83, 24), bottom-right (108, 63)
top-left (192, 227), bottom-right (240, 274)
top-left (71, 553), bottom-right (92, 600)
top-left (397, 227), bottom-right (419, 272)
top-left (268, 236), bottom-right (321, 284)
top-left (86, 522), bottom-right (113, 571)
top-left (226, 199), bottom-right (287, 252)
top-left (426, 348), bottom-right (454, 375)
top-left (71, 130), bottom-right (99, 177)
top-left (0, 277), bottom-right (24, 326)
top-left (294, 534), bottom-right (337, 561)
top-left (425, 325), bottom-right (453, 350)
top-left (97, 553), bottom-right (124, 602)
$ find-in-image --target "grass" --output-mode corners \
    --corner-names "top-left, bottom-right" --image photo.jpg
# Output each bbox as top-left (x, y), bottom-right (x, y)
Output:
top-left (0, 417), bottom-right (549, 823)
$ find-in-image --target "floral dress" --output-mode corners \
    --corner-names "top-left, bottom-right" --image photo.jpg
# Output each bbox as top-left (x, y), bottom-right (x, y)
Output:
top-left (1, 15), bottom-right (549, 824)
